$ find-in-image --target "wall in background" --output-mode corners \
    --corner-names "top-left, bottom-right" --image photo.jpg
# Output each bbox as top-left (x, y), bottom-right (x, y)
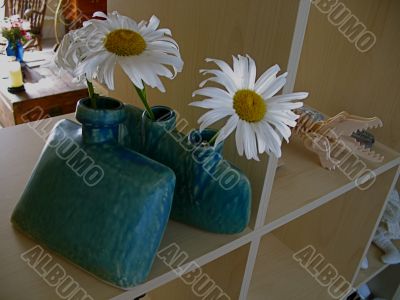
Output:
top-left (107, 0), bottom-right (299, 127)
top-left (0, 2), bottom-right (4, 19)
top-left (295, 0), bottom-right (400, 152)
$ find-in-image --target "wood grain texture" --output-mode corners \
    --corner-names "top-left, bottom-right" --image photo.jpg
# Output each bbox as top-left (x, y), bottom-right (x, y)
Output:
top-left (107, 0), bottom-right (300, 228)
top-left (295, 0), bottom-right (400, 151)
top-left (266, 136), bottom-right (400, 225)
top-left (248, 234), bottom-right (334, 300)
top-left (148, 243), bottom-right (250, 300)
top-left (274, 167), bottom-right (397, 281)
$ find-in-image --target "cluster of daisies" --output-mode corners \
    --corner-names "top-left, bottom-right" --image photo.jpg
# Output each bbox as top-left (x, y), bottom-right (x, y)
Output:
top-left (55, 11), bottom-right (308, 161)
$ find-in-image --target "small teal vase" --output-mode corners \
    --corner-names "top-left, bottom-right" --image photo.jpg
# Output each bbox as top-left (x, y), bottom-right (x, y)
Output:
top-left (11, 97), bottom-right (176, 288)
top-left (124, 105), bottom-right (251, 234)
top-left (6, 40), bottom-right (24, 62)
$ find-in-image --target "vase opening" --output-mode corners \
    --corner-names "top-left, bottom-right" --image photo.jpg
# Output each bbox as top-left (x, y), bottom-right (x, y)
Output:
top-left (81, 97), bottom-right (122, 110)
top-left (144, 106), bottom-right (176, 123)
top-left (76, 97), bottom-right (126, 144)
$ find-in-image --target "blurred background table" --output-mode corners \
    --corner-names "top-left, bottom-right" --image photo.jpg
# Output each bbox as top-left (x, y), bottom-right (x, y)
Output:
top-left (0, 51), bottom-right (87, 127)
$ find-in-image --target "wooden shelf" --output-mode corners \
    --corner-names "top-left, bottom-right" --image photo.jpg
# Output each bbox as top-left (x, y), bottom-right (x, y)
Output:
top-left (128, 222), bottom-right (252, 297)
top-left (265, 136), bottom-right (400, 230)
top-left (147, 243), bottom-right (250, 300)
top-left (1, 0), bottom-right (400, 297)
top-left (1, 110), bottom-right (398, 300)
top-left (247, 234), bottom-right (335, 300)
top-left (354, 240), bottom-right (400, 288)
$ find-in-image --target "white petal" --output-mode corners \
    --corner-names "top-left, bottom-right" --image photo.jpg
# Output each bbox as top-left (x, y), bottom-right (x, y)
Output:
top-left (192, 87), bottom-right (232, 100)
top-left (242, 122), bottom-right (259, 160)
top-left (262, 73), bottom-right (288, 99)
top-left (199, 69), bottom-right (237, 95)
top-left (268, 92), bottom-right (309, 103)
top-left (235, 120), bottom-right (245, 156)
top-left (97, 55), bottom-right (117, 90)
top-left (147, 15), bottom-right (160, 31)
top-left (190, 99), bottom-right (232, 109)
top-left (268, 101), bottom-right (303, 111)
top-left (214, 114), bottom-right (239, 147)
top-left (119, 57), bottom-right (144, 88)
top-left (247, 55), bottom-right (257, 90)
top-left (131, 60), bottom-right (166, 92)
top-left (253, 123), bottom-right (267, 153)
top-left (205, 58), bottom-right (240, 88)
top-left (238, 55), bottom-right (250, 89)
top-left (146, 41), bottom-right (180, 56)
top-left (145, 51), bottom-right (183, 74)
top-left (261, 121), bottom-right (282, 157)
top-left (198, 108), bottom-right (234, 131)
top-left (75, 51), bottom-right (109, 80)
top-left (254, 64), bottom-right (280, 94)
top-left (264, 114), bottom-right (292, 143)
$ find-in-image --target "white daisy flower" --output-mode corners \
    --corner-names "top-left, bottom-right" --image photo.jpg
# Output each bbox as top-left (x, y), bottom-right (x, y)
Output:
top-left (73, 11), bottom-right (184, 92)
top-left (54, 30), bottom-right (88, 82)
top-left (190, 55), bottom-right (308, 160)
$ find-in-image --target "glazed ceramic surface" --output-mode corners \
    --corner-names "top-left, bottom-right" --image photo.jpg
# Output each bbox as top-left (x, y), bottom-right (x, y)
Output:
top-left (124, 104), bottom-right (251, 234)
top-left (12, 97), bottom-right (176, 288)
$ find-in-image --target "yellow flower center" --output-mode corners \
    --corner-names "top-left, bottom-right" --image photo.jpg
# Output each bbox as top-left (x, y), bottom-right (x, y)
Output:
top-left (233, 89), bottom-right (266, 122)
top-left (103, 29), bottom-right (146, 56)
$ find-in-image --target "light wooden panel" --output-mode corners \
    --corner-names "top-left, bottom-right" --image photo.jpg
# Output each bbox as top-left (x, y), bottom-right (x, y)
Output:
top-left (266, 136), bottom-right (400, 225)
top-left (107, 0), bottom-right (300, 228)
top-left (148, 243), bottom-right (250, 300)
top-left (295, 0), bottom-right (400, 151)
top-left (248, 234), bottom-right (334, 300)
top-left (274, 167), bottom-right (397, 281)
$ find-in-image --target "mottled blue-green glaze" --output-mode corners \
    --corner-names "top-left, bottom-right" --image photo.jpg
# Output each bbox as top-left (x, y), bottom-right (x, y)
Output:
top-left (11, 97), bottom-right (176, 288)
top-left (124, 105), bottom-right (251, 234)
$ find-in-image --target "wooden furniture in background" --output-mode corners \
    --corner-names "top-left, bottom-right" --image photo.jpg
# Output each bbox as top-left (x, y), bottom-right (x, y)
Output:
top-left (5, 0), bottom-right (47, 50)
top-left (0, 52), bottom-right (87, 127)
top-left (62, 0), bottom-right (107, 31)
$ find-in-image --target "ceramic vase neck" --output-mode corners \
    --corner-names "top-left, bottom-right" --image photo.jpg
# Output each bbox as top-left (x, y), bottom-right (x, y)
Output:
top-left (188, 129), bottom-right (224, 154)
top-left (76, 97), bottom-right (126, 144)
top-left (142, 106), bottom-right (177, 131)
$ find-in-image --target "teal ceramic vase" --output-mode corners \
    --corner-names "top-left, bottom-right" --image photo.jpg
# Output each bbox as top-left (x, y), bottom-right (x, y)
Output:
top-left (123, 105), bottom-right (251, 234)
top-left (11, 97), bottom-right (176, 288)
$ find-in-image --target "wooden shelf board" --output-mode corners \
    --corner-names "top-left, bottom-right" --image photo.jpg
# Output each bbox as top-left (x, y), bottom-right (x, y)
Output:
top-left (354, 240), bottom-right (400, 288)
top-left (1, 114), bottom-right (398, 299)
top-left (265, 136), bottom-right (400, 229)
top-left (119, 224), bottom-right (253, 299)
top-left (247, 234), bottom-right (337, 300)
top-left (0, 116), bottom-right (254, 300)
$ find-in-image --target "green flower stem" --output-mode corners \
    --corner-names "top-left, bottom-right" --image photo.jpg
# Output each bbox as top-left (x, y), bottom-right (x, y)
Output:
top-left (134, 83), bottom-right (155, 121)
top-left (86, 79), bottom-right (97, 109)
top-left (208, 130), bottom-right (220, 146)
